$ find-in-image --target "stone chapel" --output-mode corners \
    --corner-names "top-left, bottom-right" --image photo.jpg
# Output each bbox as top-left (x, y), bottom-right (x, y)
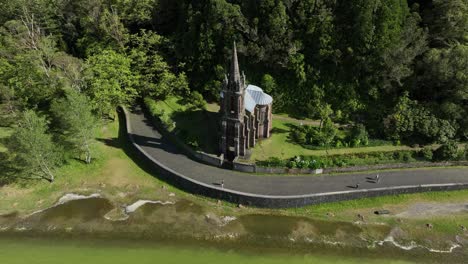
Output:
top-left (219, 42), bottom-right (273, 160)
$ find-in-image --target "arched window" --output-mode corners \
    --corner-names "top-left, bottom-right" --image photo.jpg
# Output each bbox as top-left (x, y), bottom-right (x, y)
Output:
top-left (230, 96), bottom-right (236, 114)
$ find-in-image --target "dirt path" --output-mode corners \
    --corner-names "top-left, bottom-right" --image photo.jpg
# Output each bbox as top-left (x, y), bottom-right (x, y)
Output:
top-left (272, 114), bottom-right (321, 126)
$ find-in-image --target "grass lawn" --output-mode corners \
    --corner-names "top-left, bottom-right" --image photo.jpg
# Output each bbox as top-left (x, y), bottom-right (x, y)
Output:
top-left (249, 119), bottom-right (416, 161)
top-left (0, 126), bottom-right (13, 152)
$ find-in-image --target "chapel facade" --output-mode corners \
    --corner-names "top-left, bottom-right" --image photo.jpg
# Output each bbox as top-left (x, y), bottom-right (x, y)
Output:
top-left (219, 43), bottom-right (273, 160)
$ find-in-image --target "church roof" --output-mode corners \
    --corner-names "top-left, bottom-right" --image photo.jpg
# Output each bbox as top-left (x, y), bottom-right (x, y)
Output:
top-left (220, 85), bottom-right (273, 111)
top-left (245, 85), bottom-right (273, 112)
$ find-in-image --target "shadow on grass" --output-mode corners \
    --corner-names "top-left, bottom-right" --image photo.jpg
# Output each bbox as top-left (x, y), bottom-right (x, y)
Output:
top-left (171, 109), bottom-right (219, 155)
top-left (271, 127), bottom-right (289, 134)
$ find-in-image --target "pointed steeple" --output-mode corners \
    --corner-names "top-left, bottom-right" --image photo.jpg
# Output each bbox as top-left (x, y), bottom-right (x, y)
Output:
top-left (229, 41), bottom-right (242, 91)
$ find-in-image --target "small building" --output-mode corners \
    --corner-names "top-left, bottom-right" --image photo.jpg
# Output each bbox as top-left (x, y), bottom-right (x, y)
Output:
top-left (219, 43), bottom-right (273, 160)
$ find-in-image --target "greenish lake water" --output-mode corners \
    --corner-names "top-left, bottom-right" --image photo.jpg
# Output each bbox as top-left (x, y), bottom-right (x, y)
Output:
top-left (1, 197), bottom-right (466, 263)
top-left (0, 237), bottom-right (412, 264)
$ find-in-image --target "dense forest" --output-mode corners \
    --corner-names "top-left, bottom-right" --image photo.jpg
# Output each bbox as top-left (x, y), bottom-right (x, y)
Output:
top-left (0, 0), bottom-right (467, 181)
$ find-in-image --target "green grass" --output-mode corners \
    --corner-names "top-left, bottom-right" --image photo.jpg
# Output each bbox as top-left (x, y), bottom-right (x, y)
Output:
top-left (285, 189), bottom-right (468, 216)
top-left (249, 119), bottom-right (415, 161)
top-left (0, 126), bottom-right (13, 152)
top-left (280, 189), bottom-right (468, 236)
top-left (147, 96), bottom-right (219, 154)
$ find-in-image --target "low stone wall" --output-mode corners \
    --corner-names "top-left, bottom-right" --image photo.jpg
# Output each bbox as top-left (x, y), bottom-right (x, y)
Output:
top-left (141, 104), bottom-right (224, 168)
top-left (323, 161), bottom-right (468, 174)
top-left (194, 152), bottom-right (224, 167)
top-left (121, 107), bottom-right (468, 208)
top-left (232, 161), bottom-right (323, 174)
top-left (232, 158), bottom-right (256, 173)
top-left (233, 161), bottom-right (468, 175)
top-left (254, 166), bottom-right (287, 174)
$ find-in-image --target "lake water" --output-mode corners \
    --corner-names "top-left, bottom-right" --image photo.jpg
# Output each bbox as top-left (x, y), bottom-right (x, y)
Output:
top-left (0, 236), bottom-right (415, 264)
top-left (1, 196), bottom-right (466, 263)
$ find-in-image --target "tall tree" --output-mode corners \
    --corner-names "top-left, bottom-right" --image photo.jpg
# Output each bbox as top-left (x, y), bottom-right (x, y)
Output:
top-left (51, 90), bottom-right (96, 164)
top-left (84, 49), bottom-right (137, 118)
top-left (430, 0), bottom-right (468, 45)
top-left (6, 110), bottom-right (62, 182)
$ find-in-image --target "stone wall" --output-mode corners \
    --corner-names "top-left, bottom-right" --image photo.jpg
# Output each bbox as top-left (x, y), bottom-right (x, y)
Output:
top-left (232, 158), bottom-right (256, 173)
top-left (233, 160), bottom-right (468, 175)
top-left (322, 161), bottom-right (468, 174)
top-left (121, 106), bottom-right (468, 208)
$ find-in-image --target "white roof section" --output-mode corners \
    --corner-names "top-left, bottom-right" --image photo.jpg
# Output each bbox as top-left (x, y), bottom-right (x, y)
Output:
top-left (246, 84), bottom-right (263, 92)
top-left (220, 84), bottom-right (273, 113)
top-left (244, 89), bottom-right (256, 112)
top-left (246, 85), bottom-right (273, 110)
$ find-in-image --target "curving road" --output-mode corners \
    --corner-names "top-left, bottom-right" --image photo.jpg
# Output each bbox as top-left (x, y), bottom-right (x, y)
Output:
top-left (125, 106), bottom-right (468, 197)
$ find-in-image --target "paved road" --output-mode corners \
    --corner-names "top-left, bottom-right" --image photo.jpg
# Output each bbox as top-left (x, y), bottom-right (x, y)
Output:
top-left (127, 107), bottom-right (468, 196)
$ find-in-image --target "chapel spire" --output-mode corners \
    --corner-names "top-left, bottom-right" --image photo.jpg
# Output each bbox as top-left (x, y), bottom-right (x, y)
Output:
top-left (230, 41), bottom-right (241, 90)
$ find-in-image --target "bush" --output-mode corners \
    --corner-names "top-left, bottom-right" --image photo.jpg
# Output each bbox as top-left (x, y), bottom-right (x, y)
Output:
top-left (290, 127), bottom-right (306, 144)
top-left (335, 140), bottom-right (343, 148)
top-left (258, 157), bottom-right (287, 167)
top-left (463, 144), bottom-right (468, 160)
top-left (434, 141), bottom-right (458, 161)
top-left (419, 147), bottom-right (434, 161)
top-left (348, 124), bottom-right (369, 147)
top-left (188, 91), bottom-right (206, 110)
top-left (144, 97), bottom-right (175, 130)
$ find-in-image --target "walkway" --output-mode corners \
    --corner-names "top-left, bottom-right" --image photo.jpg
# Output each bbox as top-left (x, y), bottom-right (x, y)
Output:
top-left (125, 107), bottom-right (468, 198)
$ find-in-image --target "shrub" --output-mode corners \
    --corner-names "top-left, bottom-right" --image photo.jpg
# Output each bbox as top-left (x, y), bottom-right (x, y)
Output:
top-left (307, 159), bottom-right (322, 169)
top-left (350, 139), bottom-right (361, 147)
top-left (188, 91), bottom-right (206, 110)
top-left (434, 141), bottom-right (458, 161)
top-left (348, 124), bottom-right (369, 147)
top-left (256, 150), bottom-right (426, 169)
top-left (419, 147), bottom-right (434, 161)
top-left (463, 144), bottom-right (468, 160)
top-left (287, 160), bottom-right (297, 168)
top-left (290, 127), bottom-right (306, 144)
top-left (260, 157), bottom-right (286, 167)
top-left (402, 151), bottom-right (413, 162)
top-left (335, 140), bottom-right (343, 148)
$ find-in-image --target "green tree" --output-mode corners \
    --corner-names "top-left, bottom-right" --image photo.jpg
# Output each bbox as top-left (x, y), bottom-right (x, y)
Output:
top-left (384, 92), bottom-right (456, 143)
top-left (348, 124), bottom-right (369, 147)
top-left (115, 0), bottom-right (157, 27)
top-left (434, 141), bottom-right (459, 161)
top-left (6, 110), bottom-right (61, 182)
top-left (320, 117), bottom-right (337, 148)
top-left (51, 90), bottom-right (96, 164)
top-left (260, 74), bottom-right (277, 94)
top-left (84, 49), bottom-right (137, 118)
top-left (430, 0), bottom-right (468, 45)
top-left (128, 29), bottom-right (189, 99)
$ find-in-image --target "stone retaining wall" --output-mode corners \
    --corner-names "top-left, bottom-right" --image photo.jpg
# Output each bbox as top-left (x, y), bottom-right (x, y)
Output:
top-left (232, 159), bottom-right (323, 174)
top-left (121, 106), bottom-right (468, 208)
top-left (233, 160), bottom-right (468, 175)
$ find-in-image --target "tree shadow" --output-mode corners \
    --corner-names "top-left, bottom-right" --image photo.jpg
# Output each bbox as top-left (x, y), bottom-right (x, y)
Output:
top-left (271, 127), bottom-right (289, 134)
top-left (171, 108), bottom-right (219, 155)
